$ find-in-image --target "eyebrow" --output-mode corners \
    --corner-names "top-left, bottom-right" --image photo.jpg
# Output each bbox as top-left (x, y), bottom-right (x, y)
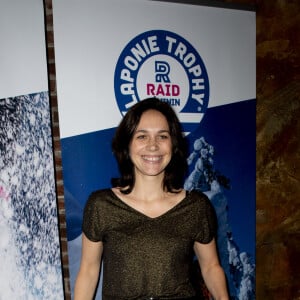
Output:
top-left (134, 129), bottom-right (170, 134)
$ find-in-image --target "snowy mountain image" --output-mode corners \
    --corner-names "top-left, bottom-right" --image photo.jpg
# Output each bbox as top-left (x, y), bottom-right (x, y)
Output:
top-left (184, 136), bottom-right (255, 300)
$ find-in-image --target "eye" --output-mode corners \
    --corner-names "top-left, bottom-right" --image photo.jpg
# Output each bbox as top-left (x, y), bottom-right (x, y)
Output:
top-left (158, 134), bottom-right (169, 140)
top-left (136, 134), bottom-right (147, 140)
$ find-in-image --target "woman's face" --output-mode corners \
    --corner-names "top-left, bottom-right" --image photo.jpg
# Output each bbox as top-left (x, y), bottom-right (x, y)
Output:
top-left (129, 109), bottom-right (172, 179)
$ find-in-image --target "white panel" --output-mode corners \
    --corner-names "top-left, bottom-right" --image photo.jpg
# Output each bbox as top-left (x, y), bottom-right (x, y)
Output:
top-left (53, 0), bottom-right (255, 138)
top-left (0, 0), bottom-right (48, 98)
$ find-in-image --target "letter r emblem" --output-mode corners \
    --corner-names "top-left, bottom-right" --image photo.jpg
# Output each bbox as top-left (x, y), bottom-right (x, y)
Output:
top-left (155, 61), bottom-right (170, 83)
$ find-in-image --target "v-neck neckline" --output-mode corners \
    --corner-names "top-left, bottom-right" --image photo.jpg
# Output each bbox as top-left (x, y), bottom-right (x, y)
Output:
top-left (109, 189), bottom-right (190, 220)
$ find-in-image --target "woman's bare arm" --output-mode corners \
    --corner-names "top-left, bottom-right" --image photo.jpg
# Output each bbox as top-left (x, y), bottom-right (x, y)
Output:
top-left (194, 239), bottom-right (229, 300)
top-left (74, 233), bottom-right (103, 300)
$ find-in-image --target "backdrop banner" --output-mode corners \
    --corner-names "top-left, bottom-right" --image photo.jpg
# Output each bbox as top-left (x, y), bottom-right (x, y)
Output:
top-left (52, 1), bottom-right (256, 299)
top-left (0, 1), bottom-right (64, 299)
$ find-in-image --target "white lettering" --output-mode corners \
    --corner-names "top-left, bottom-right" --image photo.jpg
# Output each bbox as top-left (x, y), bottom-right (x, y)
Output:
top-left (192, 78), bottom-right (205, 90)
top-left (125, 94), bottom-right (138, 109)
top-left (121, 83), bottom-right (134, 95)
top-left (130, 35), bottom-right (159, 63)
top-left (141, 39), bottom-right (151, 55)
top-left (131, 43), bottom-right (147, 62)
top-left (184, 53), bottom-right (196, 68)
top-left (189, 64), bottom-right (202, 77)
top-left (174, 42), bottom-right (187, 60)
top-left (192, 93), bottom-right (205, 106)
top-left (165, 36), bottom-right (203, 78)
top-left (165, 36), bottom-right (176, 53)
top-left (120, 69), bottom-right (133, 83)
top-left (148, 35), bottom-right (160, 52)
top-left (124, 56), bottom-right (138, 71)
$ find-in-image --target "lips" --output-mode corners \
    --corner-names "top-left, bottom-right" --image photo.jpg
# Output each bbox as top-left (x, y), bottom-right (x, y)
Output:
top-left (142, 155), bottom-right (163, 162)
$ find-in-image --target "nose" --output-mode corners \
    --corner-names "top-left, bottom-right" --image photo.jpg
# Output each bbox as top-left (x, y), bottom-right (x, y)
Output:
top-left (147, 137), bottom-right (158, 151)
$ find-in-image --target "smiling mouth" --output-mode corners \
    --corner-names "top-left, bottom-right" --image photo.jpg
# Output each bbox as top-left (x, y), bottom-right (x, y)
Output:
top-left (142, 155), bottom-right (163, 162)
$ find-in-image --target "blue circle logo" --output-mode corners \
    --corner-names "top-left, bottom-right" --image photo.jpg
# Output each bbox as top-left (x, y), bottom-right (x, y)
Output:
top-left (114, 30), bottom-right (209, 134)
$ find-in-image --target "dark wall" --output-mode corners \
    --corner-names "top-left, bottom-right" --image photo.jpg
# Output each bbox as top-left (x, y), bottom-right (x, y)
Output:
top-left (255, 1), bottom-right (300, 299)
top-left (227, 0), bottom-right (300, 299)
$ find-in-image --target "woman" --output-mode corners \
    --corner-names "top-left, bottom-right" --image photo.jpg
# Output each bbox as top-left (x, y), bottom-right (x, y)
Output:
top-left (74, 98), bottom-right (229, 300)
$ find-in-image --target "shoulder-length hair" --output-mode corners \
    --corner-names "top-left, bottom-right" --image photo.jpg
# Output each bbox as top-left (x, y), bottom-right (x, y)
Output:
top-left (111, 97), bottom-right (188, 194)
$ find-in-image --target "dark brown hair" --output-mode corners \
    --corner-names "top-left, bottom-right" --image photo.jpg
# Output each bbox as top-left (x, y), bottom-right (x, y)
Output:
top-left (111, 97), bottom-right (188, 194)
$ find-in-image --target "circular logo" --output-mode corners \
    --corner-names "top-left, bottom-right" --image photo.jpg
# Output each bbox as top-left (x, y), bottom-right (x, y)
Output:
top-left (114, 30), bottom-right (209, 134)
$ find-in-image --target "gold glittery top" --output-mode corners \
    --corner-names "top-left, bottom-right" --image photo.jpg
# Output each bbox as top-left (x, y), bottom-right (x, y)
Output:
top-left (82, 189), bottom-right (216, 300)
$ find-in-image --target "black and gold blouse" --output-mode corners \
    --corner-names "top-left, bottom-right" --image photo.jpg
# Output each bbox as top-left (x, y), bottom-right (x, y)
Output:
top-left (82, 189), bottom-right (216, 300)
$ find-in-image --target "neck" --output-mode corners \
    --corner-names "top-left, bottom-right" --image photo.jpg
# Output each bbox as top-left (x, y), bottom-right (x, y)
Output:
top-left (132, 175), bottom-right (166, 201)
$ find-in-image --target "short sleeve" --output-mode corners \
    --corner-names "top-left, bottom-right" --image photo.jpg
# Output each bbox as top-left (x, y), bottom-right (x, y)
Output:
top-left (193, 191), bottom-right (217, 244)
top-left (82, 191), bottom-right (105, 242)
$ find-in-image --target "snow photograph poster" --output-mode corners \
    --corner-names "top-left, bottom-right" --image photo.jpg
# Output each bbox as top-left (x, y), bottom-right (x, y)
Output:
top-left (0, 1), bottom-right (64, 298)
